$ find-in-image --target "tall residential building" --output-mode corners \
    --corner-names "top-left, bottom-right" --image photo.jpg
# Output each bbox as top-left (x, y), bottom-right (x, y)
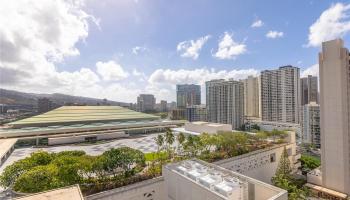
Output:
top-left (176, 84), bottom-right (201, 108)
top-left (260, 65), bottom-right (301, 123)
top-left (302, 102), bottom-right (320, 148)
top-left (160, 100), bottom-right (167, 112)
top-left (206, 79), bottom-right (244, 129)
top-left (240, 76), bottom-right (260, 118)
top-left (301, 75), bottom-right (318, 106)
top-left (186, 105), bottom-right (207, 122)
top-left (137, 94), bottom-right (156, 112)
top-left (319, 39), bottom-right (350, 194)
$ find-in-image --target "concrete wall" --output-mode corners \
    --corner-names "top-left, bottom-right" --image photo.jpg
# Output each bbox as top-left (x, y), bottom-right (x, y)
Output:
top-left (253, 183), bottom-right (288, 200)
top-left (307, 167), bottom-right (322, 186)
top-left (214, 143), bottom-right (298, 184)
top-left (86, 177), bottom-right (165, 200)
top-left (48, 131), bottom-right (127, 145)
top-left (0, 139), bottom-right (17, 167)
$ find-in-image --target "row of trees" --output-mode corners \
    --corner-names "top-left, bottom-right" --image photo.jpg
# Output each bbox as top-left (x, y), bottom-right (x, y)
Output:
top-left (0, 147), bottom-right (146, 193)
top-left (154, 128), bottom-right (288, 163)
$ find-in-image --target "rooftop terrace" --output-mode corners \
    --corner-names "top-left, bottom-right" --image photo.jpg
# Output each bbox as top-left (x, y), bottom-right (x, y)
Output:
top-left (165, 159), bottom-right (288, 200)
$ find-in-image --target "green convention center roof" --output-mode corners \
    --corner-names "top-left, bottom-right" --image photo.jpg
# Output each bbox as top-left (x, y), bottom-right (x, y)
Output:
top-left (8, 106), bottom-right (160, 128)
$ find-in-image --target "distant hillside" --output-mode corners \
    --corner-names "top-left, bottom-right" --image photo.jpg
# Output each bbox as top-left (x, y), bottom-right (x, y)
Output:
top-left (0, 88), bottom-right (130, 107)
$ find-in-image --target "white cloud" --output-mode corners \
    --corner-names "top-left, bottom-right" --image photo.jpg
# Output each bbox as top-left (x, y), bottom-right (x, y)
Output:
top-left (132, 69), bottom-right (142, 76)
top-left (149, 68), bottom-right (258, 85)
top-left (0, 0), bottom-right (97, 89)
top-left (301, 64), bottom-right (319, 78)
top-left (307, 3), bottom-right (350, 47)
top-left (177, 35), bottom-right (211, 59)
top-left (266, 31), bottom-right (284, 39)
top-left (96, 61), bottom-right (129, 81)
top-left (132, 46), bottom-right (147, 55)
top-left (132, 69), bottom-right (147, 82)
top-left (251, 19), bottom-right (264, 28)
top-left (213, 32), bottom-right (247, 60)
top-left (0, 0), bottom-right (264, 104)
top-left (148, 68), bottom-right (258, 102)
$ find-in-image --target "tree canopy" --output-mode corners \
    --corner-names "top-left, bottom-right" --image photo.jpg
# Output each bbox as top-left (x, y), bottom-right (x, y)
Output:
top-left (0, 148), bottom-right (146, 193)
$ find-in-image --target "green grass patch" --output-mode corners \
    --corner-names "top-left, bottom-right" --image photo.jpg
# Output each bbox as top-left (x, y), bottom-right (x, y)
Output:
top-left (300, 154), bottom-right (321, 170)
top-left (145, 152), bottom-right (168, 161)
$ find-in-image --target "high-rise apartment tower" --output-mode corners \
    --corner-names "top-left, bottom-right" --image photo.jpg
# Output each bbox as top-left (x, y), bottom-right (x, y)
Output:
top-left (301, 75), bottom-right (318, 106)
top-left (319, 39), bottom-right (350, 194)
top-left (176, 84), bottom-right (201, 108)
top-left (206, 79), bottom-right (244, 129)
top-left (240, 76), bottom-right (260, 118)
top-left (260, 66), bottom-right (301, 123)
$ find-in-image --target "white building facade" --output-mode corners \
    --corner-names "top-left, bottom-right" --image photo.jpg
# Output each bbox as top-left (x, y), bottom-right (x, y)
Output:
top-left (319, 39), bottom-right (350, 195)
top-left (240, 76), bottom-right (260, 119)
top-left (260, 66), bottom-right (301, 124)
top-left (302, 102), bottom-right (320, 148)
top-left (206, 79), bottom-right (244, 130)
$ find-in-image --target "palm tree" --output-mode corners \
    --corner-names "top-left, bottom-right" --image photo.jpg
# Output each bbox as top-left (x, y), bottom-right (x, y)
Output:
top-left (165, 129), bottom-right (175, 159)
top-left (176, 132), bottom-right (185, 154)
top-left (155, 134), bottom-right (164, 157)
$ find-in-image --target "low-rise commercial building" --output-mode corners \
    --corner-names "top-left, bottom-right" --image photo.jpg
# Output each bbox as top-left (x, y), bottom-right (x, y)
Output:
top-left (0, 106), bottom-right (184, 146)
top-left (184, 121), bottom-right (232, 134)
top-left (172, 121), bottom-right (232, 135)
top-left (246, 120), bottom-right (301, 141)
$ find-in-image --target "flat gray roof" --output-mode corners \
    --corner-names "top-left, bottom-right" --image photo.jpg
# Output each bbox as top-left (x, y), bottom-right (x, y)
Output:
top-left (14, 185), bottom-right (84, 200)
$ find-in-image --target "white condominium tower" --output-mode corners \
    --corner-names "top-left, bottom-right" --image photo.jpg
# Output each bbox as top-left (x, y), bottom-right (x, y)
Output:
top-left (260, 65), bottom-right (301, 123)
top-left (302, 102), bottom-right (320, 148)
top-left (319, 39), bottom-right (350, 194)
top-left (240, 76), bottom-right (260, 119)
top-left (206, 79), bottom-right (244, 130)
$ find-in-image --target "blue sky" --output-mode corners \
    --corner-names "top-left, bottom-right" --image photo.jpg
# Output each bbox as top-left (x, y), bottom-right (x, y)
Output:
top-left (62, 0), bottom-right (323, 72)
top-left (2, 0), bottom-right (350, 103)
